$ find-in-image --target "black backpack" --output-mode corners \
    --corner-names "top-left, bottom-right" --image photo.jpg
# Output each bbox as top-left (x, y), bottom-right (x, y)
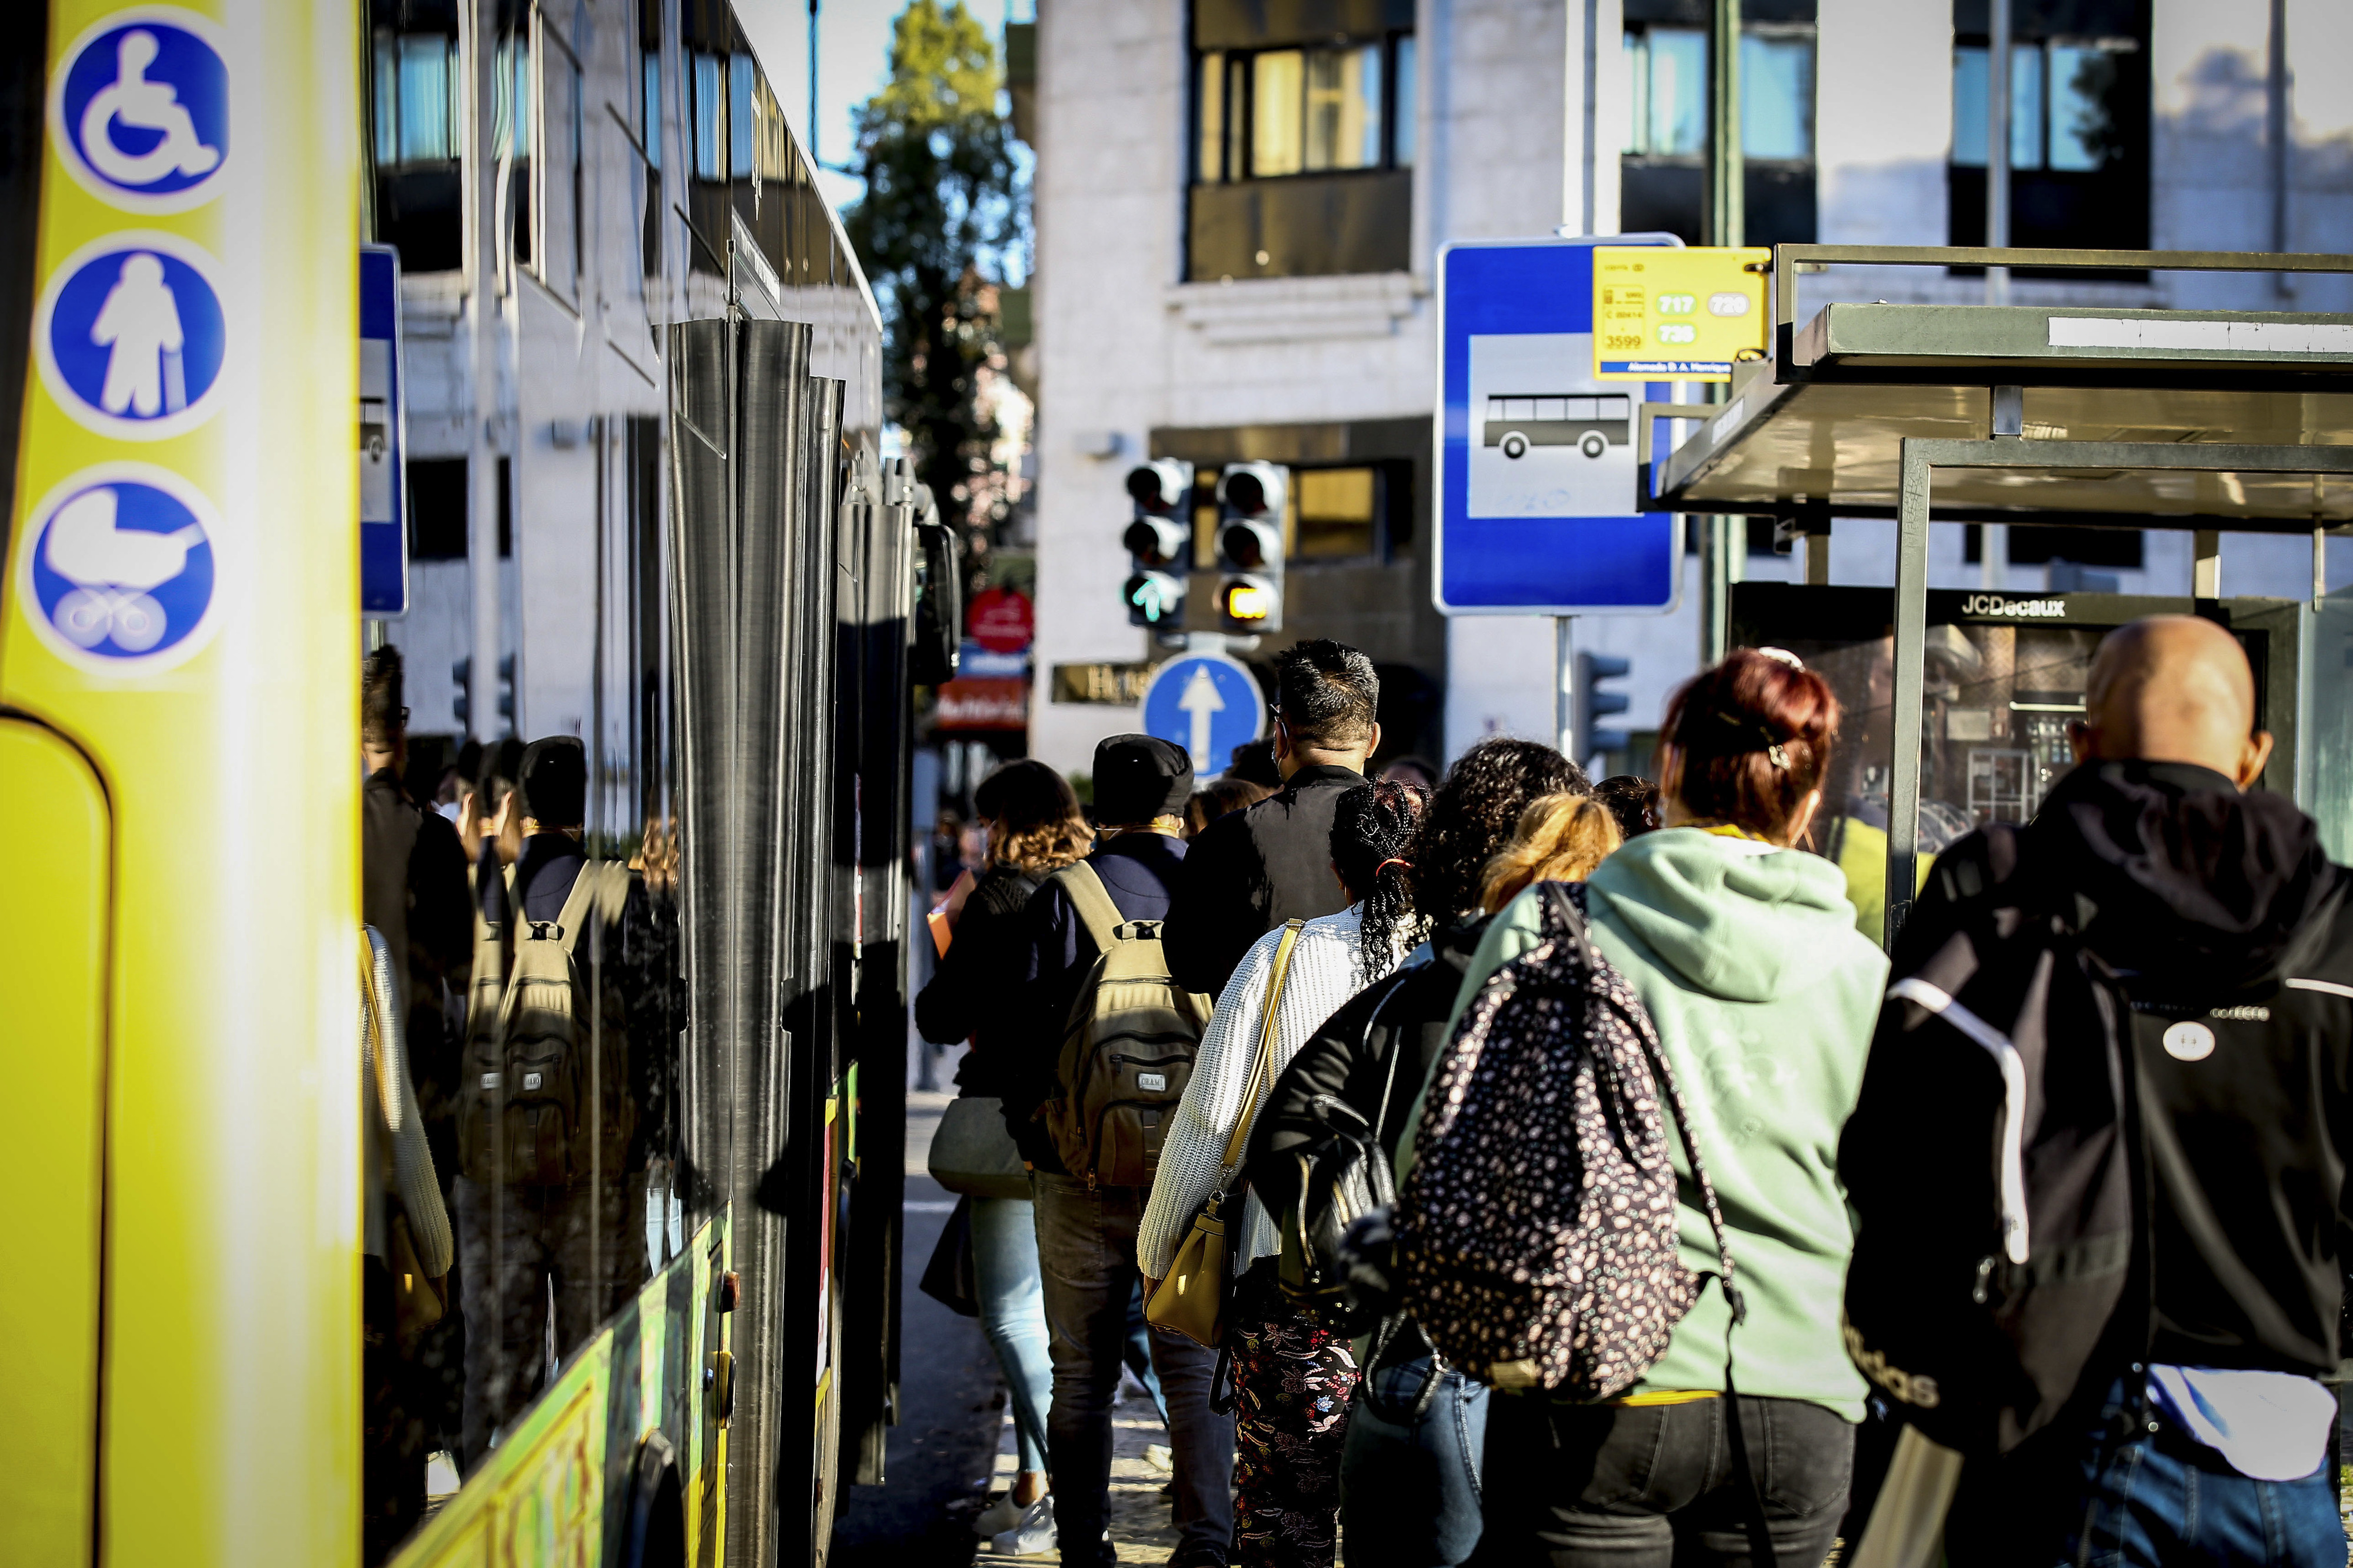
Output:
top-left (1275, 969), bottom-right (1414, 1330)
top-left (1397, 882), bottom-right (1743, 1399)
top-left (1840, 824), bottom-right (2138, 1456)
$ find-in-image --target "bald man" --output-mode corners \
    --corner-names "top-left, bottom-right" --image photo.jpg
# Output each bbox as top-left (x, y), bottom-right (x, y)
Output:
top-left (2069, 613), bottom-right (2274, 787)
top-left (1843, 616), bottom-right (2353, 1568)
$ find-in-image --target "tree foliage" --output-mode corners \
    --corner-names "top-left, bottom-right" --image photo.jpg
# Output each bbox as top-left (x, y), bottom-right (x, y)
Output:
top-left (843, 1), bottom-right (1024, 538)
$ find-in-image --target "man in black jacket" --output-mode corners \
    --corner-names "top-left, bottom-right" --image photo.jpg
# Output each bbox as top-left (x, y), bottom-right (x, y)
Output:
top-left (1164, 639), bottom-right (1381, 996)
top-left (1863, 616), bottom-right (2353, 1567)
top-left (1004, 735), bottom-right (1234, 1568)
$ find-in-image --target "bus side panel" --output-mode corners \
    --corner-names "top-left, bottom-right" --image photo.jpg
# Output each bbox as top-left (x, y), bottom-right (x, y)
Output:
top-left (389, 1214), bottom-right (729, 1568)
top-left (842, 457), bottom-right (915, 1483)
top-left (0, 4), bottom-right (361, 1563)
top-left (728, 316), bottom-right (813, 1568)
top-left (0, 718), bottom-right (109, 1567)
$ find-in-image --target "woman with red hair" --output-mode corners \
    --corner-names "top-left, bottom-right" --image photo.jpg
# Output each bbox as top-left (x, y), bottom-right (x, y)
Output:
top-left (1411, 648), bottom-right (1889, 1566)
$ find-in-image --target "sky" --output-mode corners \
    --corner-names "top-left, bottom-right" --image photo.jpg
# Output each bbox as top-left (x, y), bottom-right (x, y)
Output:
top-left (733, 0), bottom-right (1031, 213)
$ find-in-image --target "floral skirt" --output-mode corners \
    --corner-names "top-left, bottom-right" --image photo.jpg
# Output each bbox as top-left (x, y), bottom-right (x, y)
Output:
top-left (1229, 1263), bottom-right (1361, 1568)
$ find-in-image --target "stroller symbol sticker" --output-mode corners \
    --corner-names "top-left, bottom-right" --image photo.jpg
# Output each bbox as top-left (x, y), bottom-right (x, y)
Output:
top-left (38, 232), bottom-right (226, 439)
top-left (51, 9), bottom-right (229, 211)
top-left (21, 468), bottom-right (219, 670)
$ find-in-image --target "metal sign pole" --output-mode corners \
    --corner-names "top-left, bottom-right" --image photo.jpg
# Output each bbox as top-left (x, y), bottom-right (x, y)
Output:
top-left (1887, 443), bottom-right (1932, 949)
top-left (1556, 616), bottom-right (1575, 758)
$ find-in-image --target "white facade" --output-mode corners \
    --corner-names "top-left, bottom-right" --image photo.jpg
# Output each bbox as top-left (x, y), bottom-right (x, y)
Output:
top-left (1028, 0), bottom-right (2353, 776)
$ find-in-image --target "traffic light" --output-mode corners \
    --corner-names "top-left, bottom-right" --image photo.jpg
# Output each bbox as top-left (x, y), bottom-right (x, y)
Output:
top-left (451, 653), bottom-right (516, 735)
top-left (1122, 458), bottom-right (1192, 628)
top-left (1574, 651), bottom-right (1631, 761)
top-left (1215, 461), bottom-right (1286, 633)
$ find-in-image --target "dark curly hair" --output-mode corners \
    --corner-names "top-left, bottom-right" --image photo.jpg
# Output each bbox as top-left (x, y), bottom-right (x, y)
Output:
top-left (1402, 738), bottom-right (1589, 923)
top-left (1330, 779), bottom-right (1429, 982)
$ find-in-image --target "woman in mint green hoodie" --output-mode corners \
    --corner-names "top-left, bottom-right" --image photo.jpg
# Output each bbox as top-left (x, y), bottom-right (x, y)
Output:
top-left (1413, 648), bottom-right (1888, 1567)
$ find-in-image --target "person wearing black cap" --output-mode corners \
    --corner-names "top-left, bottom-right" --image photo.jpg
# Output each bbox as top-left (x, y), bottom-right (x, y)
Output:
top-left (454, 735), bottom-right (652, 1465)
top-left (1005, 734), bottom-right (1235, 1568)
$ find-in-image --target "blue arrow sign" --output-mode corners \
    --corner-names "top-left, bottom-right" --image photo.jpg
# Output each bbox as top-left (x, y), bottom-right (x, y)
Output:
top-left (1434, 235), bottom-right (1683, 616)
top-left (1139, 651), bottom-right (1265, 775)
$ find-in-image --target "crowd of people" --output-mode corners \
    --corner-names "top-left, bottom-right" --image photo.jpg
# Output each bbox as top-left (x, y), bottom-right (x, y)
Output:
top-left (357, 646), bottom-right (674, 1560)
top-left (917, 623), bottom-right (2353, 1568)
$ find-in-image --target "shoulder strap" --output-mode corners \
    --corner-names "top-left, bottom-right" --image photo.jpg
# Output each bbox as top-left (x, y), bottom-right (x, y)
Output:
top-left (553, 859), bottom-right (608, 958)
top-left (1536, 885), bottom-right (1777, 1568)
top-left (1054, 860), bottom-right (1124, 955)
top-left (1222, 919), bottom-right (1305, 1170)
top-left (1362, 968), bottom-right (1418, 1152)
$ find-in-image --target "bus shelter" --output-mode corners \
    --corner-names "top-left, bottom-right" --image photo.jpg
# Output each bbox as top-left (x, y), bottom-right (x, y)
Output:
top-left (1639, 246), bottom-right (2353, 946)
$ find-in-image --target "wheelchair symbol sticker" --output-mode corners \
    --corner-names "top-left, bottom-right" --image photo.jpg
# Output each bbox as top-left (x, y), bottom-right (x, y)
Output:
top-left (36, 232), bottom-right (226, 440)
top-left (19, 465), bottom-right (221, 672)
top-left (50, 8), bottom-right (229, 212)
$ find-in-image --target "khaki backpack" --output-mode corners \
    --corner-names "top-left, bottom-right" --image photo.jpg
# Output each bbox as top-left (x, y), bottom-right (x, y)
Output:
top-left (461, 860), bottom-right (636, 1189)
top-left (1043, 860), bottom-right (1214, 1187)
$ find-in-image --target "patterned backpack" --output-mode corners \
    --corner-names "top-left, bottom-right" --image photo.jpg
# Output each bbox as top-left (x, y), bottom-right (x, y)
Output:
top-left (1398, 880), bottom-right (1745, 1397)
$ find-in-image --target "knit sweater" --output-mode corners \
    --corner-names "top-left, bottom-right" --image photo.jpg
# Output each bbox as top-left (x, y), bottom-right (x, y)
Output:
top-left (1139, 905), bottom-right (1383, 1280)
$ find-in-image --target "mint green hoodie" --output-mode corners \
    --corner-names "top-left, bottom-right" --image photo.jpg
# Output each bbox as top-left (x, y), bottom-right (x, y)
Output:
top-left (1402, 829), bottom-right (1888, 1419)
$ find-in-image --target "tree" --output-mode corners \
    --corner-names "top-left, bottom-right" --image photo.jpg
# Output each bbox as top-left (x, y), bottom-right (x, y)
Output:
top-left (844, 1), bottom-right (1025, 562)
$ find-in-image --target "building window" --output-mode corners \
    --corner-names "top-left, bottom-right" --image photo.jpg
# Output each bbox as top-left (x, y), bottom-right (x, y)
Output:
top-left (691, 51), bottom-right (726, 181)
top-left (1618, 3), bottom-right (1818, 247)
top-left (1196, 34), bottom-right (1413, 185)
top-left (638, 2), bottom-right (663, 285)
top-left (1294, 467), bottom-right (1381, 559)
top-left (1623, 26), bottom-right (1707, 157)
top-left (531, 22), bottom-right (585, 301)
top-left (1392, 35), bottom-right (1417, 166)
top-left (1740, 30), bottom-right (1815, 161)
top-left (729, 54), bottom-right (756, 181)
top-left (374, 32), bottom-right (459, 165)
top-left (1965, 523), bottom-right (2143, 569)
top-left (367, 9), bottom-right (463, 272)
top-left (1947, 0), bottom-right (2148, 253)
top-left (408, 458), bottom-right (469, 561)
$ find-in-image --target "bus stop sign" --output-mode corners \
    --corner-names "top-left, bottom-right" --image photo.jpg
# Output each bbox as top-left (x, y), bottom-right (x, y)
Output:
top-left (1434, 235), bottom-right (1681, 616)
top-left (360, 243), bottom-right (406, 615)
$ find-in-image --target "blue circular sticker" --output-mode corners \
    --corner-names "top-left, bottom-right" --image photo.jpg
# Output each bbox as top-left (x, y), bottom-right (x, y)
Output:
top-left (51, 9), bottom-right (229, 212)
top-left (36, 232), bottom-right (226, 439)
top-left (21, 468), bottom-right (219, 670)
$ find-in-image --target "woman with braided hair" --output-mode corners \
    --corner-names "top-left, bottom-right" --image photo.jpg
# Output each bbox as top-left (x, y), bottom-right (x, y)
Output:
top-left (1244, 737), bottom-right (1593, 1568)
top-left (1139, 778), bottom-right (1428, 1568)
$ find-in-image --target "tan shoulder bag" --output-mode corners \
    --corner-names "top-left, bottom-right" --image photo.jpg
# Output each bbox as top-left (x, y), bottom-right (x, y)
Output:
top-left (1145, 919), bottom-right (1305, 1348)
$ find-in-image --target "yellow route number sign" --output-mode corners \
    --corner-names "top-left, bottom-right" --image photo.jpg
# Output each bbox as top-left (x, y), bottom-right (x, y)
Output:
top-left (1592, 246), bottom-right (1771, 381)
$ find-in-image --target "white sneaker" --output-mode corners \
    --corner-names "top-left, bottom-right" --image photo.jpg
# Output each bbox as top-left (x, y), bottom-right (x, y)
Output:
top-left (987, 1494), bottom-right (1058, 1557)
top-left (972, 1493), bottom-right (1026, 1537)
top-left (1142, 1443), bottom-right (1173, 1473)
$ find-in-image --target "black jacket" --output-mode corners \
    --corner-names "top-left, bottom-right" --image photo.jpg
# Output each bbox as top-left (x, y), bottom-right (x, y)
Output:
top-left (914, 863), bottom-right (1044, 1100)
top-left (1001, 833), bottom-right (1189, 1172)
top-left (1244, 917), bottom-right (1491, 1220)
top-left (1164, 762), bottom-right (1368, 997)
top-left (1895, 760), bottom-right (2353, 1380)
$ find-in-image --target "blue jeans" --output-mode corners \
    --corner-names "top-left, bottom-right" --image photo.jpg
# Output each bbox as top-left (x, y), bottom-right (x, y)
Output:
top-left (1341, 1346), bottom-right (1488, 1567)
top-left (1948, 1373), bottom-right (2345, 1568)
top-left (970, 1195), bottom-right (1055, 1475)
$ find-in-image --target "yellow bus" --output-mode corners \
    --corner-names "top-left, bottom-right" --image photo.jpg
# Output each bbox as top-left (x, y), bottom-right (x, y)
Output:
top-left (1, 2), bottom-right (946, 1563)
